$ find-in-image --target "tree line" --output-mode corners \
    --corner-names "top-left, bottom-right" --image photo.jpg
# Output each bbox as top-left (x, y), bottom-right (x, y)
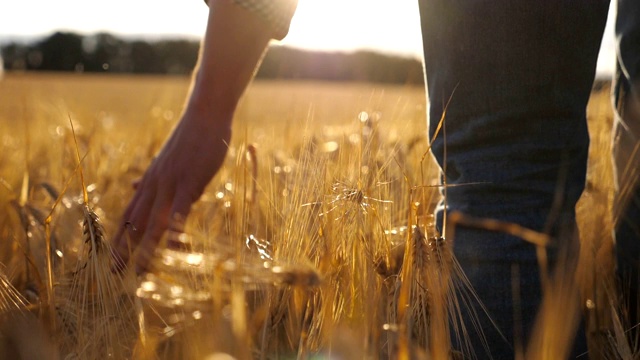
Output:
top-left (0, 32), bottom-right (424, 84)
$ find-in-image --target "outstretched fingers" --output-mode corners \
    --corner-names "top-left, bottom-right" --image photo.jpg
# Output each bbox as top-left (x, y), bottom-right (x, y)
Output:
top-left (112, 179), bottom-right (157, 268)
top-left (133, 188), bottom-right (193, 274)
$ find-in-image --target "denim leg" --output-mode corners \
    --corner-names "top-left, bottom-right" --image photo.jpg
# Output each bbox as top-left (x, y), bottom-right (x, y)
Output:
top-left (418, 1), bottom-right (609, 358)
top-left (613, 0), bottom-right (640, 341)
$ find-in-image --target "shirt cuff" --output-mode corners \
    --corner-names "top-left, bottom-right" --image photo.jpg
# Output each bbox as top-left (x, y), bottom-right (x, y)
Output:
top-left (205, 0), bottom-right (298, 40)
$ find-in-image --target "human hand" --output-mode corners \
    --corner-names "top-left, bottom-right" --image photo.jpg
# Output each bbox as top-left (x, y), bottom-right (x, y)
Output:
top-left (112, 107), bottom-right (232, 273)
top-left (112, 0), bottom-right (275, 273)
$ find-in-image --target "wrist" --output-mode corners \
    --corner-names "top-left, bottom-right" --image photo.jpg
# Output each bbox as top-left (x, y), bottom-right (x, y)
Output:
top-left (192, 71), bottom-right (239, 110)
top-left (179, 100), bottom-right (233, 141)
top-left (187, 77), bottom-right (237, 122)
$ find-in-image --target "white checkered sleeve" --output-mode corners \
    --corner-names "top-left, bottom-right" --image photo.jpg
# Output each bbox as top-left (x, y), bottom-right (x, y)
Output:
top-left (231, 0), bottom-right (298, 39)
top-left (206, 0), bottom-right (298, 40)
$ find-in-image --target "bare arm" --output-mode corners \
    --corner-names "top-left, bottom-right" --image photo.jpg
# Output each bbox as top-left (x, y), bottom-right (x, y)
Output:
top-left (113, 0), bottom-right (274, 272)
top-left (190, 0), bottom-right (274, 116)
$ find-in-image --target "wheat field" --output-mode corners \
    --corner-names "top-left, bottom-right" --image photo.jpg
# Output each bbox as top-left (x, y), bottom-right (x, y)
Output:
top-left (0, 72), bottom-right (624, 359)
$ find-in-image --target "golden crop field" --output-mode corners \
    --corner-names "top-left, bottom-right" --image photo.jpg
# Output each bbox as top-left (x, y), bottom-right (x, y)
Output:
top-left (0, 73), bottom-right (623, 359)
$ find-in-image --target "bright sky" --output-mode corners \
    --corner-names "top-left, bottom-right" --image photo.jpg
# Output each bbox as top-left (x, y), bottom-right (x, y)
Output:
top-left (1, 0), bottom-right (616, 75)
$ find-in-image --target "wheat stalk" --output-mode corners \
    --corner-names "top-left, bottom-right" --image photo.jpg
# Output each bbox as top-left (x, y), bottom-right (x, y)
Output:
top-left (53, 118), bottom-right (138, 359)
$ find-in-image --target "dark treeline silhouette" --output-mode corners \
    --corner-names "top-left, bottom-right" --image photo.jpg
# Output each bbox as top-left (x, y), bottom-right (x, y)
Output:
top-left (257, 47), bottom-right (424, 84)
top-left (1, 31), bottom-right (424, 84)
top-left (1, 32), bottom-right (199, 75)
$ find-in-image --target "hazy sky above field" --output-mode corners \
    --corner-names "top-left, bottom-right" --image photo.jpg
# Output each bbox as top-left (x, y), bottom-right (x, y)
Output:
top-left (2, 0), bottom-right (617, 75)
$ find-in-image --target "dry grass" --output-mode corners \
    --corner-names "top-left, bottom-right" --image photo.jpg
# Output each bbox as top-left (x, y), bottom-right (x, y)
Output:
top-left (0, 72), bottom-right (624, 359)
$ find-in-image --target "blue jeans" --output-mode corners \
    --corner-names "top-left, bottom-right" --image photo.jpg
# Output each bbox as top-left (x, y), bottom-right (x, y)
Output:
top-left (418, 1), bottom-right (610, 358)
top-left (613, 0), bottom-right (640, 341)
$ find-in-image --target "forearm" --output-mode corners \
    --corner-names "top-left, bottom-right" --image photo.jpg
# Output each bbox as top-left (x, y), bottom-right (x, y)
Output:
top-left (188, 0), bottom-right (274, 118)
top-left (113, 0), bottom-right (296, 271)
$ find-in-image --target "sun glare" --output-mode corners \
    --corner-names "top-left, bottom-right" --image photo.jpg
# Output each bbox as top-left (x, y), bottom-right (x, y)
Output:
top-left (280, 0), bottom-right (423, 58)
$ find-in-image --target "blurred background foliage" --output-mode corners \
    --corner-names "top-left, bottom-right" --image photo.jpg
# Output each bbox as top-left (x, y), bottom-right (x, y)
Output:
top-left (0, 31), bottom-right (425, 84)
